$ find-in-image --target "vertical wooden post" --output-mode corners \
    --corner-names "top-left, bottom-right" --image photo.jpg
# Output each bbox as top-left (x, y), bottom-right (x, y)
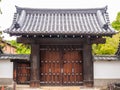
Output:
top-left (30, 44), bottom-right (40, 87)
top-left (83, 43), bottom-right (94, 87)
top-left (13, 81), bottom-right (16, 90)
top-left (13, 62), bottom-right (17, 82)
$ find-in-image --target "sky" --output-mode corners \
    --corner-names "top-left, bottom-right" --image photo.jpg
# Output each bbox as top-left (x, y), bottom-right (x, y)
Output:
top-left (0, 0), bottom-right (120, 40)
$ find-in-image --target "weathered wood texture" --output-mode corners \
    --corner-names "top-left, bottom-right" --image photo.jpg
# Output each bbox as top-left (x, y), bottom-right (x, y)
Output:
top-left (91, 38), bottom-right (106, 44)
top-left (13, 62), bottom-right (30, 84)
top-left (17, 37), bottom-right (84, 44)
top-left (30, 44), bottom-right (40, 87)
top-left (17, 37), bottom-right (106, 44)
top-left (13, 62), bottom-right (17, 82)
top-left (40, 47), bottom-right (83, 85)
top-left (17, 63), bottom-right (30, 84)
top-left (83, 43), bottom-right (93, 87)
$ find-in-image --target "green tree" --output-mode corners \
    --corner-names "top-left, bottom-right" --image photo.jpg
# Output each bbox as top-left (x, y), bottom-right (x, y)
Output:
top-left (112, 12), bottom-right (120, 30)
top-left (9, 40), bottom-right (30, 54)
top-left (92, 33), bottom-right (120, 55)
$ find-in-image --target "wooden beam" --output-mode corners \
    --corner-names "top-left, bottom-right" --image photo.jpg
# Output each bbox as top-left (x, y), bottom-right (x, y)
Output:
top-left (83, 43), bottom-right (93, 87)
top-left (17, 37), bottom-right (84, 45)
top-left (10, 59), bottom-right (29, 62)
top-left (30, 44), bottom-right (40, 87)
top-left (17, 37), bottom-right (106, 44)
top-left (91, 38), bottom-right (106, 44)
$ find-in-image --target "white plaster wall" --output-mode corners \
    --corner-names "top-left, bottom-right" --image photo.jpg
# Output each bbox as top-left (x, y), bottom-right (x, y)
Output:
top-left (0, 60), bottom-right (13, 78)
top-left (0, 59), bottom-right (120, 79)
top-left (94, 61), bottom-right (120, 79)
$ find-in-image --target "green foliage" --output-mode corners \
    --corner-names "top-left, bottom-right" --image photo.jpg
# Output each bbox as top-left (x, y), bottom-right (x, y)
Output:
top-left (9, 40), bottom-right (31, 54)
top-left (112, 12), bottom-right (120, 30)
top-left (112, 21), bottom-right (120, 30)
top-left (92, 33), bottom-right (119, 55)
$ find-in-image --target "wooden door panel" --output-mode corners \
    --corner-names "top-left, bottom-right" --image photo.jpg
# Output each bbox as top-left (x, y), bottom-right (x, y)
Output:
top-left (63, 50), bottom-right (83, 85)
top-left (17, 63), bottom-right (30, 84)
top-left (75, 64), bottom-right (82, 73)
top-left (40, 50), bottom-right (61, 85)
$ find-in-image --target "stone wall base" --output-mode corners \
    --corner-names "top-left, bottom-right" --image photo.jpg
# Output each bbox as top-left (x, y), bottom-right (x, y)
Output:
top-left (0, 78), bottom-right (13, 85)
top-left (94, 79), bottom-right (120, 87)
top-left (1, 78), bottom-right (120, 88)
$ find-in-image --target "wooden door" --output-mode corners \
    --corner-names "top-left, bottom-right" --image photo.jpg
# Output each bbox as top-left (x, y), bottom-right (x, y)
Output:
top-left (62, 50), bottom-right (83, 85)
top-left (16, 62), bottom-right (30, 84)
top-left (40, 47), bottom-right (83, 85)
top-left (40, 50), bottom-right (61, 85)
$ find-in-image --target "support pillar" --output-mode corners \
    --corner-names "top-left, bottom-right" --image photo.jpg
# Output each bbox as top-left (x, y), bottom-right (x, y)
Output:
top-left (13, 62), bottom-right (17, 82)
top-left (83, 43), bottom-right (94, 87)
top-left (30, 44), bottom-right (40, 87)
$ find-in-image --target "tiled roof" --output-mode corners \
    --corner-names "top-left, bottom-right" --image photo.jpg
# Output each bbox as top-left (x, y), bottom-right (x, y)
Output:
top-left (4, 6), bottom-right (117, 36)
top-left (93, 55), bottom-right (119, 61)
top-left (0, 54), bottom-right (119, 61)
top-left (0, 54), bottom-right (30, 60)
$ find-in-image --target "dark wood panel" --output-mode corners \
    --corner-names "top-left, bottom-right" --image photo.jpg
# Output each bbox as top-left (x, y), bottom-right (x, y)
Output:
top-left (16, 63), bottom-right (30, 84)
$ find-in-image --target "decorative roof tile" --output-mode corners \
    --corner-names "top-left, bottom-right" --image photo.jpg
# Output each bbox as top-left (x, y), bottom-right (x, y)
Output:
top-left (4, 6), bottom-right (117, 36)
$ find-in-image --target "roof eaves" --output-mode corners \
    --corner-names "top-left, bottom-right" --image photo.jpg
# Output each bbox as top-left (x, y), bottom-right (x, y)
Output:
top-left (8, 32), bottom-right (115, 38)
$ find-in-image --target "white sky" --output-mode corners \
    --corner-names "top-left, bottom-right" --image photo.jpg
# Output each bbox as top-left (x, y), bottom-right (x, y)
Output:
top-left (0, 0), bottom-right (120, 40)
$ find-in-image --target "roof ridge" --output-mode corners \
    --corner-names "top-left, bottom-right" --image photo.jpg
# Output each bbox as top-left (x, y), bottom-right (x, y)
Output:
top-left (15, 5), bottom-right (107, 12)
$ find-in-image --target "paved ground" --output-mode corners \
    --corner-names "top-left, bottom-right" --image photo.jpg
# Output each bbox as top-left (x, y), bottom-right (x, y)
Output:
top-left (0, 85), bottom-right (104, 90)
top-left (16, 85), bottom-right (101, 90)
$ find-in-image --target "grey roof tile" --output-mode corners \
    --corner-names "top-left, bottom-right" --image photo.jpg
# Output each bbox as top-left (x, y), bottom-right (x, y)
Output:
top-left (93, 55), bottom-right (119, 61)
top-left (0, 54), bottom-right (119, 61)
top-left (0, 54), bottom-right (30, 60)
top-left (4, 6), bottom-right (117, 36)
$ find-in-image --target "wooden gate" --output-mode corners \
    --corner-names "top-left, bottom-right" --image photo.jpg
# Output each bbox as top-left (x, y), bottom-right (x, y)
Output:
top-left (40, 47), bottom-right (83, 85)
top-left (15, 62), bottom-right (30, 84)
